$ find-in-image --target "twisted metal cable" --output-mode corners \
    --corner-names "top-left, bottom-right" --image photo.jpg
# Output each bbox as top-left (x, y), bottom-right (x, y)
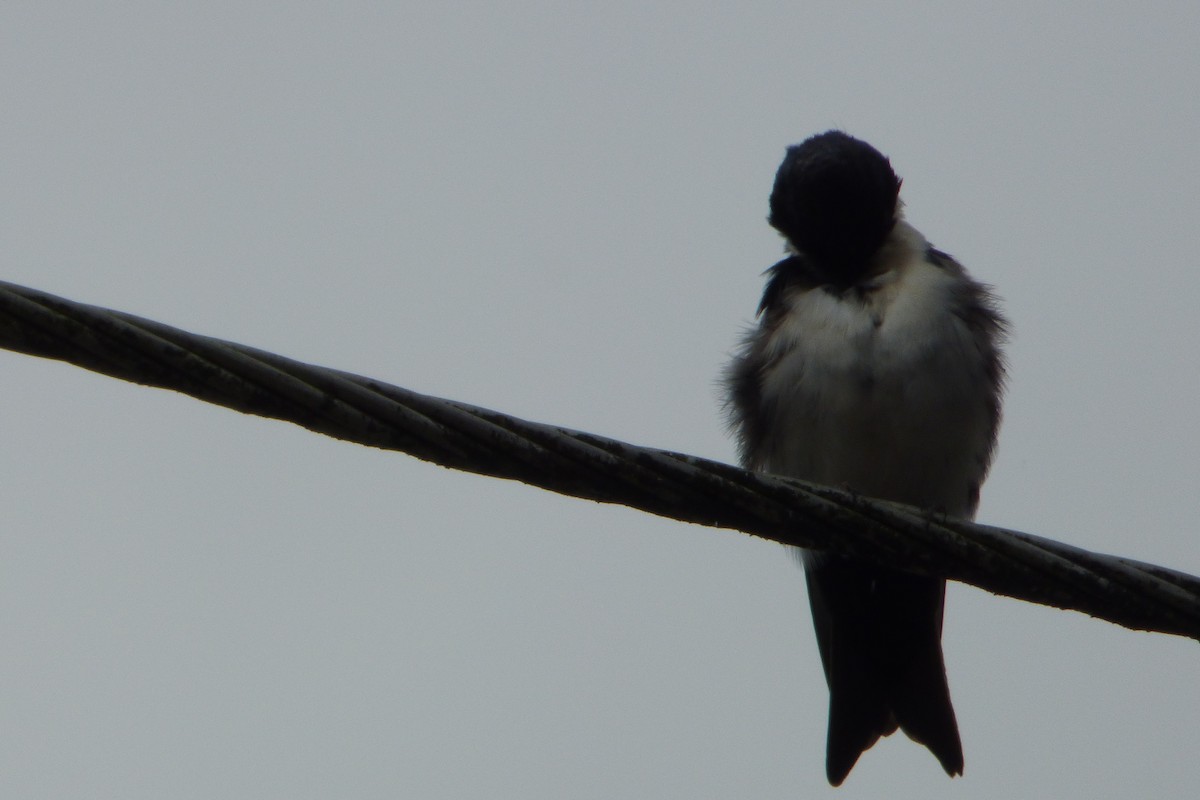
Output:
top-left (2, 279), bottom-right (1198, 641)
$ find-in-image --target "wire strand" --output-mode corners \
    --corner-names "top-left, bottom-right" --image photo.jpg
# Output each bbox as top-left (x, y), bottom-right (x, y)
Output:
top-left (3, 279), bottom-right (1198, 640)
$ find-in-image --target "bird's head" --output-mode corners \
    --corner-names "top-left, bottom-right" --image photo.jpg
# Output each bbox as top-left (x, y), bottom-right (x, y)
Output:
top-left (768, 131), bottom-right (902, 287)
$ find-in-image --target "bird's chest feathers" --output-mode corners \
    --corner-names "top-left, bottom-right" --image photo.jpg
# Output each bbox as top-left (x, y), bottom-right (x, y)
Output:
top-left (765, 260), bottom-right (958, 396)
top-left (758, 259), bottom-right (984, 509)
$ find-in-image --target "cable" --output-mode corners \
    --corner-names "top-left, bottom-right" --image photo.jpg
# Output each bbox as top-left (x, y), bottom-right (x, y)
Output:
top-left (3, 279), bottom-right (1198, 640)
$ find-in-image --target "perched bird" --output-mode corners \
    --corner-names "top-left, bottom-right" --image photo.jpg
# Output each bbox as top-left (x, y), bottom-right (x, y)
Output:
top-left (724, 131), bottom-right (1006, 785)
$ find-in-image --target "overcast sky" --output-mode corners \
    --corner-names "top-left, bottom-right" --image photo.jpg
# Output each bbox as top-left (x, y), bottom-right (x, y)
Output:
top-left (3, 3), bottom-right (1198, 798)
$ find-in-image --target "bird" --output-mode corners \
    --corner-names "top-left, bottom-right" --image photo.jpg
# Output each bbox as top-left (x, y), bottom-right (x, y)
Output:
top-left (723, 130), bottom-right (1006, 785)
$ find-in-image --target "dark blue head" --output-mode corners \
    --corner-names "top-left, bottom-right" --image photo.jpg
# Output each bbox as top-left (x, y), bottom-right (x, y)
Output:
top-left (768, 131), bottom-right (901, 287)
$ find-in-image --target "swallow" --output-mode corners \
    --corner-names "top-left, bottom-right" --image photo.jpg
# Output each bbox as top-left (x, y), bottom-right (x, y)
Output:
top-left (724, 130), bottom-right (1006, 785)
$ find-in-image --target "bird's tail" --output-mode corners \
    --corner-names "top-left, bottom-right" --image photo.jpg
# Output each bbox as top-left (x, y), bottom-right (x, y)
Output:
top-left (804, 556), bottom-right (963, 785)
top-left (890, 634), bottom-right (964, 778)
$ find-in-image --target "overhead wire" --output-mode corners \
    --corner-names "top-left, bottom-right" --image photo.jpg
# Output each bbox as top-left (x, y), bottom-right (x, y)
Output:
top-left (3, 280), bottom-right (1198, 641)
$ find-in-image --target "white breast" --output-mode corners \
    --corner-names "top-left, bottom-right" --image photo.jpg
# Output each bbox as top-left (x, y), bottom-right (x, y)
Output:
top-left (758, 223), bottom-right (993, 517)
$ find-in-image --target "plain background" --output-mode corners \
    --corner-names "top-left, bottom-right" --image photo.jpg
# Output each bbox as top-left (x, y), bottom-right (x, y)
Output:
top-left (3, 3), bottom-right (1197, 798)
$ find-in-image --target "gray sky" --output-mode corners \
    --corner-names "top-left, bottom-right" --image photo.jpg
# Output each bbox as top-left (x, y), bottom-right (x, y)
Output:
top-left (3, 3), bottom-right (1198, 798)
